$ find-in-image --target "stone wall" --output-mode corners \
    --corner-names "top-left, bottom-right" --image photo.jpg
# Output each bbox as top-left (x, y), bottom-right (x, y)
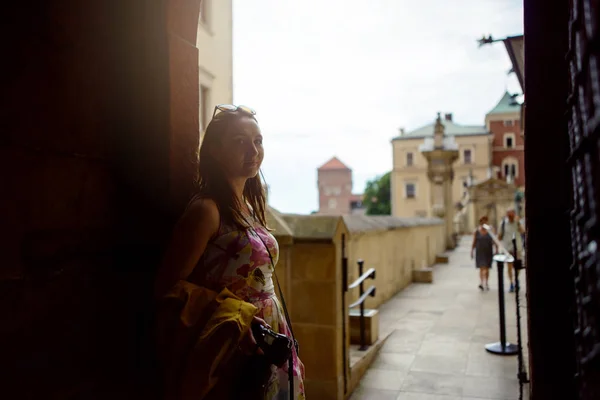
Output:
top-left (266, 209), bottom-right (445, 399)
top-left (267, 211), bottom-right (347, 399)
top-left (343, 215), bottom-right (445, 310)
top-left (467, 178), bottom-right (517, 232)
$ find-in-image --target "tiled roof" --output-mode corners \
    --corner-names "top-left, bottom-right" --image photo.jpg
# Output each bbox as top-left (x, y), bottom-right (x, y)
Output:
top-left (318, 156), bottom-right (350, 171)
top-left (392, 118), bottom-right (488, 141)
top-left (487, 91), bottom-right (521, 115)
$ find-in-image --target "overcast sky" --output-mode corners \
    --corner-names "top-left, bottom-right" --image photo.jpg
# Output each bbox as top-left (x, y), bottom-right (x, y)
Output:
top-left (232, 0), bottom-right (523, 214)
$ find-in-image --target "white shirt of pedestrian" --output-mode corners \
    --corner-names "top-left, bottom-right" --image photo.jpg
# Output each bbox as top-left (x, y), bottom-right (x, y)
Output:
top-left (501, 218), bottom-right (523, 253)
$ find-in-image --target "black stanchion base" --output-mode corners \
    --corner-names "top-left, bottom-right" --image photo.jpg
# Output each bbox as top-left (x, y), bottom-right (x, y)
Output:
top-left (485, 342), bottom-right (519, 355)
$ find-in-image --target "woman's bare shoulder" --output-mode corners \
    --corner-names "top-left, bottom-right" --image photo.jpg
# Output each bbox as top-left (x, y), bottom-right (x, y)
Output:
top-left (187, 196), bottom-right (218, 214)
top-left (182, 197), bottom-right (220, 233)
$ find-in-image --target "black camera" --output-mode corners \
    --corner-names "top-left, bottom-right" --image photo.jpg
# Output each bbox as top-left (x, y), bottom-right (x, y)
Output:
top-left (251, 323), bottom-right (293, 368)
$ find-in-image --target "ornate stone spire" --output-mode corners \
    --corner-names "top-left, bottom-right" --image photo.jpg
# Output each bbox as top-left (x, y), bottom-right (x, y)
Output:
top-left (420, 111), bottom-right (459, 249)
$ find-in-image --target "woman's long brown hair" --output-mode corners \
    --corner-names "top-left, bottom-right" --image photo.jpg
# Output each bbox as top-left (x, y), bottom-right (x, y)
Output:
top-left (193, 110), bottom-right (268, 229)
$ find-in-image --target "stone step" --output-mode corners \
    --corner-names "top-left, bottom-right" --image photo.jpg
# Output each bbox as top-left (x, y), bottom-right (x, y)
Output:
top-left (412, 267), bottom-right (433, 283)
top-left (349, 308), bottom-right (379, 346)
top-left (435, 253), bottom-right (450, 263)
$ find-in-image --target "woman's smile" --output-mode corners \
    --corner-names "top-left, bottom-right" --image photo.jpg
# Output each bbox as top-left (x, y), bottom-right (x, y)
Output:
top-left (244, 160), bottom-right (260, 168)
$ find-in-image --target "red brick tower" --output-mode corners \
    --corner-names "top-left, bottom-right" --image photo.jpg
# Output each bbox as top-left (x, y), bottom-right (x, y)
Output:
top-left (317, 157), bottom-right (353, 215)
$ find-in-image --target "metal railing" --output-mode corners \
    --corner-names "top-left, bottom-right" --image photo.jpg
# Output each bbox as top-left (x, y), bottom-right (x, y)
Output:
top-left (348, 259), bottom-right (376, 350)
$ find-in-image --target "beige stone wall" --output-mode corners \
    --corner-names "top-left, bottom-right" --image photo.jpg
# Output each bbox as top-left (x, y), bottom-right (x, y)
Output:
top-left (345, 223), bottom-right (445, 310)
top-left (270, 238), bottom-right (345, 399)
top-left (453, 134), bottom-right (493, 201)
top-left (196, 0), bottom-right (233, 133)
top-left (391, 138), bottom-right (431, 217)
top-left (392, 135), bottom-right (492, 218)
top-left (472, 198), bottom-right (515, 232)
top-left (271, 216), bottom-right (444, 399)
top-left (275, 240), bottom-right (292, 301)
top-left (465, 179), bottom-right (517, 232)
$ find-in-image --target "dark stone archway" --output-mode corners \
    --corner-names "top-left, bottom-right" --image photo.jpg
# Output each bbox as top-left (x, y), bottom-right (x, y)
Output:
top-left (523, 0), bottom-right (577, 398)
top-left (1, 0), bottom-right (202, 397)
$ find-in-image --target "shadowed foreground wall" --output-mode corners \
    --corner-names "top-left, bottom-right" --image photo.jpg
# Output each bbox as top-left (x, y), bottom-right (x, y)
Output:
top-left (1, 1), bottom-right (201, 398)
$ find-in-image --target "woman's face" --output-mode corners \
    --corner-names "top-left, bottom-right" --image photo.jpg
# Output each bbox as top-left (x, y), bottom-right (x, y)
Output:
top-left (214, 116), bottom-right (264, 179)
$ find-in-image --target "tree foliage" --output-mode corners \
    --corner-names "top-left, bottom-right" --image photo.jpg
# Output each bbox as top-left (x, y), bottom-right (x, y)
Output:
top-left (363, 172), bottom-right (391, 215)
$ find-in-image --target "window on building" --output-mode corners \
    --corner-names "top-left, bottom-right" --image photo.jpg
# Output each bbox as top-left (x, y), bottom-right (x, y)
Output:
top-left (405, 183), bottom-right (416, 199)
top-left (504, 133), bottom-right (515, 149)
top-left (328, 198), bottom-right (337, 209)
top-left (332, 186), bottom-right (342, 196)
top-left (503, 160), bottom-right (519, 179)
top-left (464, 149), bottom-right (472, 164)
top-left (200, 85), bottom-right (210, 131)
top-left (406, 152), bottom-right (414, 166)
top-left (200, 0), bottom-right (210, 26)
top-left (504, 120), bottom-right (514, 127)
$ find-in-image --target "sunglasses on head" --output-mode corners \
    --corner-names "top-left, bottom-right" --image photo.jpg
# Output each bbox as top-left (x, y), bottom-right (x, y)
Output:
top-left (212, 104), bottom-right (256, 119)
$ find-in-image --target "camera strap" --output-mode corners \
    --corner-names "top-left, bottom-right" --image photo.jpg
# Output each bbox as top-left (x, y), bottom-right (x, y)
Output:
top-left (258, 236), bottom-right (296, 400)
top-left (242, 214), bottom-right (296, 399)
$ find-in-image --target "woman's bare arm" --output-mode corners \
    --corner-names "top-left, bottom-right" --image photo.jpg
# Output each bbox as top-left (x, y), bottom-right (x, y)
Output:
top-left (154, 198), bottom-right (220, 298)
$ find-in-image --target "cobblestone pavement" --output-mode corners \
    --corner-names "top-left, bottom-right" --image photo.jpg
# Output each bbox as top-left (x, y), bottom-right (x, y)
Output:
top-left (350, 236), bottom-right (530, 400)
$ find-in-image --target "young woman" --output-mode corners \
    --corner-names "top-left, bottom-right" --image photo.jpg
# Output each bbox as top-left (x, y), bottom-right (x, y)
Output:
top-left (471, 215), bottom-right (497, 291)
top-left (155, 105), bottom-right (305, 399)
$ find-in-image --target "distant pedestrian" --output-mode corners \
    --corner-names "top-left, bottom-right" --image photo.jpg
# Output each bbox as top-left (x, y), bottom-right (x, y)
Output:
top-left (498, 208), bottom-right (525, 292)
top-left (471, 216), bottom-right (497, 291)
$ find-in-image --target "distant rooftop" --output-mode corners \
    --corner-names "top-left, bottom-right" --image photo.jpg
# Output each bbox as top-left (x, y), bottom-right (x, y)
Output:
top-left (318, 156), bottom-right (351, 171)
top-left (487, 91), bottom-right (521, 115)
top-left (392, 116), bottom-right (488, 141)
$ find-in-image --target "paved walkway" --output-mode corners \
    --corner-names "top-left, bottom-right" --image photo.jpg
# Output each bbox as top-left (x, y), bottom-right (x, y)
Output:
top-left (350, 236), bottom-right (529, 400)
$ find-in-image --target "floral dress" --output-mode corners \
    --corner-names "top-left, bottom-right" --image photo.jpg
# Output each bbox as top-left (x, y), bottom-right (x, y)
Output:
top-left (190, 215), bottom-right (306, 399)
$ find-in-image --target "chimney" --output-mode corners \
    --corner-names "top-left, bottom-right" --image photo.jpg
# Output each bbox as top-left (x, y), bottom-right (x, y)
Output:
top-left (399, 127), bottom-right (405, 136)
top-left (444, 113), bottom-right (453, 122)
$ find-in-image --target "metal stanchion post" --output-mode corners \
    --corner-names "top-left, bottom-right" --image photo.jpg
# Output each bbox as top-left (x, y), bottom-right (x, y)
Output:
top-left (512, 235), bottom-right (529, 399)
top-left (485, 253), bottom-right (519, 355)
